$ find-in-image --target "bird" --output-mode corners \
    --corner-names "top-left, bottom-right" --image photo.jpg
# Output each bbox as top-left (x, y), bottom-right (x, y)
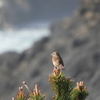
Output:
top-left (51, 52), bottom-right (66, 70)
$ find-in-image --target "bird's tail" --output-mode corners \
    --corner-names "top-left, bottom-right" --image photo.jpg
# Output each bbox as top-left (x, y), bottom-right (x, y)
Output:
top-left (62, 67), bottom-right (66, 71)
top-left (59, 64), bottom-right (66, 70)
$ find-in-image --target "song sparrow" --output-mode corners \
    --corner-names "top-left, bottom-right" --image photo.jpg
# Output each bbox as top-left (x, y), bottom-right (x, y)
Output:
top-left (51, 52), bottom-right (65, 70)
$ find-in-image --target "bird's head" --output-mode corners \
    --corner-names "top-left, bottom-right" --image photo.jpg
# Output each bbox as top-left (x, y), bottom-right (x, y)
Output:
top-left (51, 52), bottom-right (59, 57)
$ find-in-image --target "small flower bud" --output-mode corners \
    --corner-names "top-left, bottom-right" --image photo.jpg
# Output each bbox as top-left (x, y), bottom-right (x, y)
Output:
top-left (23, 81), bottom-right (32, 94)
top-left (66, 77), bottom-right (70, 81)
top-left (39, 90), bottom-right (41, 94)
top-left (35, 84), bottom-right (39, 94)
top-left (23, 81), bottom-right (26, 85)
top-left (12, 97), bottom-right (15, 100)
top-left (52, 96), bottom-right (55, 99)
top-left (76, 81), bottom-right (87, 91)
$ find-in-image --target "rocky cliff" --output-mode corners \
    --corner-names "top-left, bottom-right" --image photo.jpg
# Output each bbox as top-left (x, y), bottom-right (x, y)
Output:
top-left (0, 0), bottom-right (100, 100)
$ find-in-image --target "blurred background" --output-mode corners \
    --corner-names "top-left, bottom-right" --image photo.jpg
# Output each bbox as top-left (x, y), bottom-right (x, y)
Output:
top-left (0, 0), bottom-right (81, 54)
top-left (0, 0), bottom-right (100, 100)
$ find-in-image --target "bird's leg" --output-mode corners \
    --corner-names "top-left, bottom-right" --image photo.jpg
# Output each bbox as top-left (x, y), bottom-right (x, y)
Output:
top-left (54, 66), bottom-right (57, 69)
top-left (54, 66), bottom-right (60, 69)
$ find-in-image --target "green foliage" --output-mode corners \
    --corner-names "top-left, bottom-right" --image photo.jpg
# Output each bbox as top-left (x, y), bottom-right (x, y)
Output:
top-left (12, 84), bottom-right (45, 100)
top-left (71, 88), bottom-right (89, 100)
top-left (12, 67), bottom-right (89, 100)
top-left (29, 93), bottom-right (45, 100)
top-left (49, 73), bottom-right (75, 100)
top-left (16, 96), bottom-right (25, 100)
top-left (13, 87), bottom-right (26, 100)
top-left (27, 84), bottom-right (45, 100)
top-left (49, 67), bottom-right (89, 100)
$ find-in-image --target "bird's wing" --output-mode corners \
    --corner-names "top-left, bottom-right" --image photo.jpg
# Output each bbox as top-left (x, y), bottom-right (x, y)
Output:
top-left (59, 56), bottom-right (64, 66)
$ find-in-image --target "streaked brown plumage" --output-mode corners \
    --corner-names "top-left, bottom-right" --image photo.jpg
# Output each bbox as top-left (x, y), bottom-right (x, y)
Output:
top-left (51, 52), bottom-right (65, 70)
